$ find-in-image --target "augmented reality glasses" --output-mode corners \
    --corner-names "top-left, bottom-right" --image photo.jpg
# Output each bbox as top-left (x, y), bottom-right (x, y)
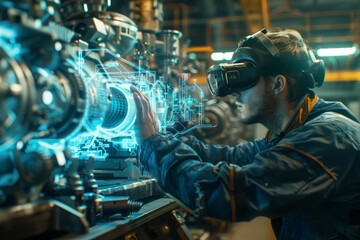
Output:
top-left (206, 62), bottom-right (260, 97)
top-left (206, 28), bottom-right (325, 97)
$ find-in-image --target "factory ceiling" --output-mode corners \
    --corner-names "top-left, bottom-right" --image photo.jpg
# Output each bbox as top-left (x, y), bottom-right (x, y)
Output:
top-left (161, 0), bottom-right (360, 49)
top-left (112, 0), bottom-right (360, 71)
top-left (110, 0), bottom-right (360, 103)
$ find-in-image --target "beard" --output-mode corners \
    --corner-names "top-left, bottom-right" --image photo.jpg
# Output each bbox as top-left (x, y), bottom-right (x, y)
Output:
top-left (238, 90), bottom-right (277, 126)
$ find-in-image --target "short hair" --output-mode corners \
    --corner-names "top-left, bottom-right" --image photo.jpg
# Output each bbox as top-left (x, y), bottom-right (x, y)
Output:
top-left (265, 29), bottom-right (313, 103)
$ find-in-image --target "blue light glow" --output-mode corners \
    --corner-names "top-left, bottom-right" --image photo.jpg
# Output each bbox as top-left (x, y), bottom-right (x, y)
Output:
top-left (70, 48), bottom-right (205, 160)
top-left (42, 90), bottom-right (54, 105)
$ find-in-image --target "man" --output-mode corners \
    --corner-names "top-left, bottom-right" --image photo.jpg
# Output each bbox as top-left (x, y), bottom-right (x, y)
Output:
top-left (131, 28), bottom-right (360, 239)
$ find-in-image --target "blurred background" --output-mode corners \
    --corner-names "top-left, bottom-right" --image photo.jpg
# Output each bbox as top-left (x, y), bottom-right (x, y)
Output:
top-left (110, 1), bottom-right (360, 239)
top-left (113, 0), bottom-right (360, 124)
top-left (1, 1), bottom-right (359, 239)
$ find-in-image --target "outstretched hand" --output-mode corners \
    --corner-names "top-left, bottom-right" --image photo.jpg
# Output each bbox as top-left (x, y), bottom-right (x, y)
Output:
top-left (131, 86), bottom-right (159, 144)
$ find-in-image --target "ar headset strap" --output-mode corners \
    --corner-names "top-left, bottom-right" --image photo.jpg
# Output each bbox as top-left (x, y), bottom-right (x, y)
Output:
top-left (231, 28), bottom-right (280, 73)
top-left (233, 28), bottom-right (325, 88)
top-left (242, 28), bottom-right (280, 58)
top-left (235, 28), bottom-right (307, 73)
top-left (232, 28), bottom-right (283, 71)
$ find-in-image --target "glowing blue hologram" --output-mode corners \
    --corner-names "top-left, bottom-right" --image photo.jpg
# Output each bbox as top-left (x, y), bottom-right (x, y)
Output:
top-left (70, 48), bottom-right (206, 160)
top-left (69, 132), bottom-right (110, 160)
top-left (101, 83), bottom-right (136, 135)
top-left (104, 61), bottom-right (120, 68)
top-left (42, 90), bottom-right (54, 105)
top-left (165, 74), bottom-right (206, 136)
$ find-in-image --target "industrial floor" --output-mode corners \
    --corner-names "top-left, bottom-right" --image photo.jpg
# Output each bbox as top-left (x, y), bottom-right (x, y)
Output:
top-left (191, 217), bottom-right (276, 240)
top-left (214, 217), bottom-right (276, 240)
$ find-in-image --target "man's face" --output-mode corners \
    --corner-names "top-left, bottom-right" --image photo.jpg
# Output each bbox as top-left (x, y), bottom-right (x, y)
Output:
top-left (232, 76), bottom-right (276, 125)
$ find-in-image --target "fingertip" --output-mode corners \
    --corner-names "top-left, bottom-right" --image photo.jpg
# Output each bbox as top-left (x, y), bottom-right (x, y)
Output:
top-left (130, 85), bottom-right (140, 95)
top-left (133, 92), bottom-right (141, 101)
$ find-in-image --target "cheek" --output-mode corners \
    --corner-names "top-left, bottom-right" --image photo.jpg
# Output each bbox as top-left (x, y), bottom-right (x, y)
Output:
top-left (241, 94), bottom-right (259, 109)
top-left (243, 100), bottom-right (259, 115)
top-left (239, 100), bottom-right (256, 117)
top-left (240, 107), bottom-right (251, 120)
top-left (243, 95), bottom-right (267, 117)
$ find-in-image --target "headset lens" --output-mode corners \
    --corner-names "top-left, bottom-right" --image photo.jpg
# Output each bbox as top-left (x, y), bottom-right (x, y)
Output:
top-left (206, 62), bottom-right (259, 97)
top-left (206, 66), bottom-right (223, 96)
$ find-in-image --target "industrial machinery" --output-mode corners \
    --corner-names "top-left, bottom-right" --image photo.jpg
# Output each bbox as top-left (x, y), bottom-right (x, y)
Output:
top-left (0, 0), bottom-right (205, 239)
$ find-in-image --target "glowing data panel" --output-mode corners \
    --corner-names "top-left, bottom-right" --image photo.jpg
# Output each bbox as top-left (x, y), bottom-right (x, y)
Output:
top-left (70, 48), bottom-right (205, 160)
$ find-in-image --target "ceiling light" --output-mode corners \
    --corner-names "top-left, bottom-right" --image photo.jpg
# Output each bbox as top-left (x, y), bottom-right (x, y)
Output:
top-left (224, 52), bottom-right (233, 60)
top-left (316, 46), bottom-right (357, 57)
top-left (211, 52), bottom-right (233, 61)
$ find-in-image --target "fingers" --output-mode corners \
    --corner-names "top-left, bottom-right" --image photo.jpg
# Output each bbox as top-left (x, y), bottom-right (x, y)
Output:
top-left (133, 91), bottom-right (143, 119)
top-left (131, 86), bottom-right (145, 107)
top-left (131, 86), bottom-right (148, 102)
top-left (131, 86), bottom-right (155, 123)
top-left (131, 85), bottom-right (159, 129)
top-left (131, 86), bottom-right (150, 119)
top-left (131, 87), bottom-right (144, 120)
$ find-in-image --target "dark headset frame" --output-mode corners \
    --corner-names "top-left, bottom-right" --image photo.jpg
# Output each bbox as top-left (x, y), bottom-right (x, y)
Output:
top-left (206, 28), bottom-right (326, 97)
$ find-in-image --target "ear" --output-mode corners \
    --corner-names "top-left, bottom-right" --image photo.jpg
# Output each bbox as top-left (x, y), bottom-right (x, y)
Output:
top-left (273, 74), bottom-right (286, 95)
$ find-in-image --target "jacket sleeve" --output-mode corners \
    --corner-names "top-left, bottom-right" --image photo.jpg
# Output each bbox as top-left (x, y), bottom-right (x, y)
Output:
top-left (140, 116), bottom-right (357, 222)
top-left (179, 135), bottom-right (267, 166)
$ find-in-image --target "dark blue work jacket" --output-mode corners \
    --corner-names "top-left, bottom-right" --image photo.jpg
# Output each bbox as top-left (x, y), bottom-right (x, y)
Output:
top-left (140, 96), bottom-right (360, 240)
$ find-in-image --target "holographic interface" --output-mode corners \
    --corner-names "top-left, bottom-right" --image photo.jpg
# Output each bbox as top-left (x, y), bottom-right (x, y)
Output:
top-left (0, 0), bottom-right (213, 237)
top-left (0, 1), bottom-right (250, 237)
top-left (69, 48), bottom-right (205, 162)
